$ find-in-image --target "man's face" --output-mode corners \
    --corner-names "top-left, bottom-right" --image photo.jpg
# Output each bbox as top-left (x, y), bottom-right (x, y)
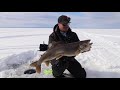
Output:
top-left (58, 23), bottom-right (70, 32)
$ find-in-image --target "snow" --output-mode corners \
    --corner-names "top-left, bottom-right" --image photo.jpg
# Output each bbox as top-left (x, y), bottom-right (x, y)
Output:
top-left (0, 28), bottom-right (120, 78)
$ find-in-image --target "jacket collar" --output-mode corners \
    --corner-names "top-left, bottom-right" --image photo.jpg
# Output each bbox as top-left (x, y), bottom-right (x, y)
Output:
top-left (53, 24), bottom-right (72, 34)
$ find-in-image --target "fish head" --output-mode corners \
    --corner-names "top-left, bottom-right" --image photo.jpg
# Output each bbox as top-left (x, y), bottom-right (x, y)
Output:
top-left (79, 39), bottom-right (93, 53)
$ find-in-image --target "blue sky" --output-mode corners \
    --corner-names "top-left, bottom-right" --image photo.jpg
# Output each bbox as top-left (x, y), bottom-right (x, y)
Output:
top-left (0, 12), bottom-right (120, 28)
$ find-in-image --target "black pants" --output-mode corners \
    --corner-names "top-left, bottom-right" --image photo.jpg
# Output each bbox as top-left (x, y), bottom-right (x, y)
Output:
top-left (51, 57), bottom-right (86, 78)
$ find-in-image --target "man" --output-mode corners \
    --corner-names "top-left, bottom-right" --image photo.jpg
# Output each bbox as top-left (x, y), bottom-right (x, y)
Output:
top-left (48, 15), bottom-right (86, 78)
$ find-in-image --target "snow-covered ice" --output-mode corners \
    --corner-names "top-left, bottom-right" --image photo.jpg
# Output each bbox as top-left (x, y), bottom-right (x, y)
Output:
top-left (0, 28), bottom-right (120, 78)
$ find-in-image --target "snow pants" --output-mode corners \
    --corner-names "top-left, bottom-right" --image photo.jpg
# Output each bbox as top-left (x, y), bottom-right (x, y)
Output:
top-left (51, 56), bottom-right (86, 78)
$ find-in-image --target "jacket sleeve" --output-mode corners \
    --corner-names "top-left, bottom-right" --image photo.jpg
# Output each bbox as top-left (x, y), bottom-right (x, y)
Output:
top-left (48, 34), bottom-right (55, 48)
top-left (72, 32), bottom-right (80, 42)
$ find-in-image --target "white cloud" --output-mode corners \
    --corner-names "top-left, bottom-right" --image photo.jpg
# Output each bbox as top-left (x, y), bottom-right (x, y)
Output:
top-left (76, 12), bottom-right (120, 28)
top-left (0, 12), bottom-right (120, 28)
top-left (0, 12), bottom-right (61, 27)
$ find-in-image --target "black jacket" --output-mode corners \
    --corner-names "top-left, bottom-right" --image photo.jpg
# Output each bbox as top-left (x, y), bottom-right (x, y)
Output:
top-left (48, 24), bottom-right (80, 44)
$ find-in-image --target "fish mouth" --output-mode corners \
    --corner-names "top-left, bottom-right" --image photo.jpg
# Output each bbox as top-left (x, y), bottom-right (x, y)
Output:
top-left (81, 49), bottom-right (91, 53)
top-left (81, 51), bottom-right (87, 53)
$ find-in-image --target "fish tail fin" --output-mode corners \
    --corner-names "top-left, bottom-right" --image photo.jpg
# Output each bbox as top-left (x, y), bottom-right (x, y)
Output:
top-left (30, 61), bottom-right (38, 67)
top-left (30, 61), bottom-right (41, 73)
